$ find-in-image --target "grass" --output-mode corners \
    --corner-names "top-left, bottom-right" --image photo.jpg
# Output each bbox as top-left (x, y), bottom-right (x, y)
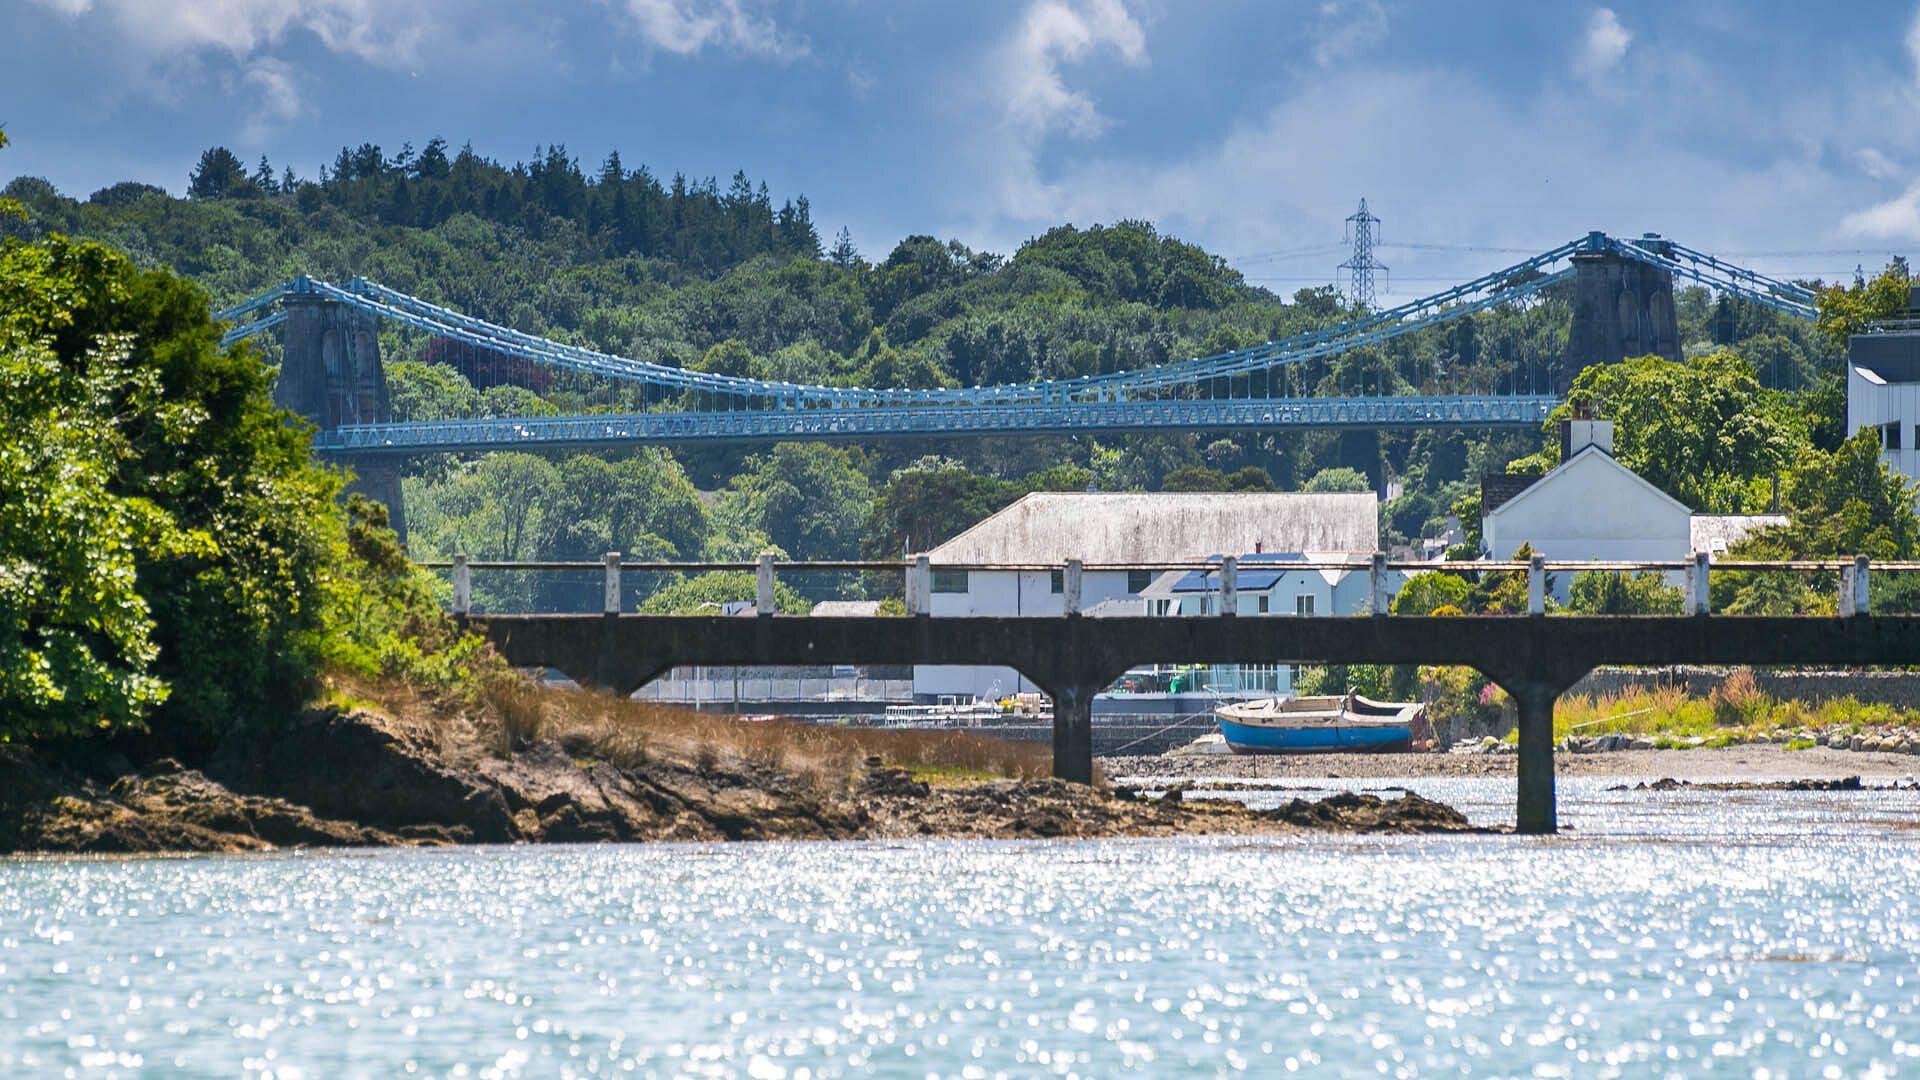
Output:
top-left (1548, 670), bottom-right (1920, 745)
top-left (471, 678), bottom-right (1057, 785)
top-left (322, 669), bottom-right (1060, 787)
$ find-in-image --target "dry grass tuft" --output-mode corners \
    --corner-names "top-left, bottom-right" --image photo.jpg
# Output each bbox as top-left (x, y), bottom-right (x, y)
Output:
top-left (324, 669), bottom-right (1057, 786)
top-left (474, 679), bottom-right (1052, 784)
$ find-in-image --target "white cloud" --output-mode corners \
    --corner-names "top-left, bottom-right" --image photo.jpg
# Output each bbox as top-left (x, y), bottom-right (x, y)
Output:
top-left (612, 0), bottom-right (807, 60)
top-left (1909, 4), bottom-right (1920, 85)
top-left (1311, 0), bottom-right (1387, 68)
top-left (238, 58), bottom-right (302, 142)
top-left (33, 0), bottom-right (432, 67)
top-left (1574, 7), bottom-right (1632, 81)
top-left (1857, 147), bottom-right (1904, 182)
top-left (999, 0), bottom-right (1147, 142)
top-left (1842, 179), bottom-right (1920, 241)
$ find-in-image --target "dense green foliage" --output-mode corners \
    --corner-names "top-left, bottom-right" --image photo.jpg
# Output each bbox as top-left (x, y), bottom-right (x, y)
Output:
top-left (1, 129), bottom-right (488, 744)
top-left (1541, 351), bottom-right (1804, 512)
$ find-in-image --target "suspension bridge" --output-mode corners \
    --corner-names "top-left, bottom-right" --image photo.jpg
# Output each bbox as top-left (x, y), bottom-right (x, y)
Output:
top-left (218, 230), bottom-right (1815, 450)
top-left (214, 230), bottom-right (1816, 528)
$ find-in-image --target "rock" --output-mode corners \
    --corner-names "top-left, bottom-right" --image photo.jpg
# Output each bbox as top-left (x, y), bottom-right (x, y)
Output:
top-left (1158, 783), bottom-right (1186, 805)
top-left (1829, 734), bottom-right (1851, 750)
top-left (209, 707), bottom-right (517, 843)
top-left (1629, 736), bottom-right (1657, 751)
top-left (0, 753), bottom-right (399, 854)
top-left (1261, 791), bottom-right (1474, 832)
top-left (862, 766), bottom-right (931, 799)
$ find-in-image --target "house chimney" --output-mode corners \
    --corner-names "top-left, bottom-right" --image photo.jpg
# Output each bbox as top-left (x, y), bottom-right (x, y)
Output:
top-left (1559, 418), bottom-right (1615, 459)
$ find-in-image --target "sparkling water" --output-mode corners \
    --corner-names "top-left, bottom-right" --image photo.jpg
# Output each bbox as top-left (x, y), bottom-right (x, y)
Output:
top-left (4, 779), bottom-right (1919, 1077)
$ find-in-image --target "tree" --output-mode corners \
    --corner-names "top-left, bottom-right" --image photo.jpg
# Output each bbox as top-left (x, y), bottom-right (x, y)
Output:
top-left (1161, 465), bottom-right (1229, 492)
top-left (1226, 466), bottom-right (1276, 492)
top-left (1303, 466), bottom-right (1372, 493)
top-left (0, 229), bottom-right (410, 743)
top-left (864, 462), bottom-right (1019, 557)
top-left (1816, 260), bottom-right (1911, 352)
top-left (1565, 571), bottom-right (1683, 615)
top-left (638, 572), bottom-right (807, 614)
top-left (724, 444), bottom-right (873, 562)
top-left (0, 128), bottom-right (18, 220)
top-left (1750, 429), bottom-right (1919, 559)
top-left (0, 324), bottom-right (175, 739)
top-left (187, 146), bottom-right (252, 199)
top-left (1391, 572), bottom-right (1472, 616)
top-left (1552, 351), bottom-right (1803, 511)
top-left (829, 227), bottom-right (860, 269)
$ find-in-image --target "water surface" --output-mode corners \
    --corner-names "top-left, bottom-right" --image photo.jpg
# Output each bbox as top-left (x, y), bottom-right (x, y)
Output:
top-left (4, 781), bottom-right (1918, 1077)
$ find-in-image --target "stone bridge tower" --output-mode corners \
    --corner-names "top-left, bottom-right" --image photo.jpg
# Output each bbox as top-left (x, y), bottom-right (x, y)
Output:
top-left (275, 293), bottom-right (408, 541)
top-left (1561, 233), bottom-right (1681, 394)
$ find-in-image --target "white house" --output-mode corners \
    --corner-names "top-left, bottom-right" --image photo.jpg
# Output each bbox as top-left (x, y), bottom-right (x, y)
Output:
top-left (1483, 419), bottom-right (1784, 600)
top-left (914, 491), bottom-right (1378, 700)
top-left (1137, 552), bottom-right (1392, 618)
top-left (1847, 284), bottom-right (1920, 485)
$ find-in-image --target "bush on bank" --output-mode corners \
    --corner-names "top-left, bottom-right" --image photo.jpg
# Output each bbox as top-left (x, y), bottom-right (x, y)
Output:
top-left (0, 205), bottom-right (487, 747)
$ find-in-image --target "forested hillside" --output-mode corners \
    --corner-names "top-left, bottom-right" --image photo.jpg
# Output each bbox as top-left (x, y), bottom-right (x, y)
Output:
top-left (0, 138), bottom-right (1866, 610)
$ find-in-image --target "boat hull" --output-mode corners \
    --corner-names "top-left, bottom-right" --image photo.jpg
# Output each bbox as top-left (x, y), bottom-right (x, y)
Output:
top-left (1214, 715), bottom-right (1413, 754)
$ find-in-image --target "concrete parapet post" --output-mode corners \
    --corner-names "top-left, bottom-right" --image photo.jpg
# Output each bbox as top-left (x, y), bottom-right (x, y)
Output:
top-left (1528, 554), bottom-right (1546, 616)
top-left (1218, 557), bottom-right (1237, 617)
top-left (756, 554), bottom-right (776, 617)
top-left (603, 552), bottom-right (622, 614)
top-left (452, 554), bottom-right (471, 616)
top-left (1368, 553), bottom-right (1389, 616)
top-left (1686, 552), bottom-right (1711, 616)
top-left (1063, 559), bottom-right (1084, 616)
top-left (907, 556), bottom-right (931, 616)
top-left (1842, 556), bottom-right (1870, 617)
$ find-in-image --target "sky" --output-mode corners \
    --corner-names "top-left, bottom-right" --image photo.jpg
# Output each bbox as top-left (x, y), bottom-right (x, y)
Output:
top-left (4, 0), bottom-right (1920, 299)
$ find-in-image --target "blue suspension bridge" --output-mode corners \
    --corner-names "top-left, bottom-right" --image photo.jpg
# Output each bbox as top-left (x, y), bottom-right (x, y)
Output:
top-left (217, 231), bottom-right (1814, 463)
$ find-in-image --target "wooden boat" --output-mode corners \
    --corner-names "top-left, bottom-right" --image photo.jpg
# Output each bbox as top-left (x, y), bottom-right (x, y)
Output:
top-left (1213, 692), bottom-right (1431, 754)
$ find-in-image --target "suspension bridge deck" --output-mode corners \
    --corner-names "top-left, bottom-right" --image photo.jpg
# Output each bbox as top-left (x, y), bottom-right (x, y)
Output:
top-left (314, 394), bottom-right (1560, 454)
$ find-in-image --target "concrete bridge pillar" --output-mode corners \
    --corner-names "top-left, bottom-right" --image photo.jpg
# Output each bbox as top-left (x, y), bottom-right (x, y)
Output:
top-left (276, 293), bottom-right (407, 541)
top-left (1486, 657), bottom-right (1593, 835)
top-left (1049, 684), bottom-right (1097, 784)
top-left (1562, 238), bottom-right (1680, 393)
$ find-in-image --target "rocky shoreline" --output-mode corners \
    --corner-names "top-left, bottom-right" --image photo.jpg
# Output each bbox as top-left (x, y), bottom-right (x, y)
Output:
top-left (0, 707), bottom-right (1480, 855)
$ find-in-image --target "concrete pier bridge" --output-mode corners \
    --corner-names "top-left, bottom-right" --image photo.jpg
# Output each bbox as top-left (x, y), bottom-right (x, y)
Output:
top-left (445, 554), bottom-right (1918, 835)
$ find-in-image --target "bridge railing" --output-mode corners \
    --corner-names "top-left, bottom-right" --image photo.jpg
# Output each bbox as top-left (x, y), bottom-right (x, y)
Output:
top-left (420, 553), bottom-right (1909, 620)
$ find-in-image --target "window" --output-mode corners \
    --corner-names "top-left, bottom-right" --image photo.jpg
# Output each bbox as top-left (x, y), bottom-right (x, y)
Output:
top-left (1127, 569), bottom-right (1153, 593)
top-left (1887, 422), bottom-right (1904, 451)
top-left (1295, 594), bottom-right (1316, 616)
top-left (1257, 595), bottom-right (1270, 613)
top-left (932, 569), bottom-right (968, 593)
top-left (1049, 570), bottom-right (1064, 594)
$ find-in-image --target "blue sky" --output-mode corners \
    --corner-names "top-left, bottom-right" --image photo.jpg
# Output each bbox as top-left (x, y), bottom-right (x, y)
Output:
top-left (5, 0), bottom-right (1920, 297)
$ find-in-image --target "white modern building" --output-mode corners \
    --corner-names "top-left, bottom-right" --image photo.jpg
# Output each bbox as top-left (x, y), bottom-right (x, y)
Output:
top-left (1847, 284), bottom-right (1920, 485)
top-left (1482, 419), bottom-right (1783, 599)
top-left (1137, 552), bottom-right (1391, 618)
top-left (913, 491), bottom-right (1378, 700)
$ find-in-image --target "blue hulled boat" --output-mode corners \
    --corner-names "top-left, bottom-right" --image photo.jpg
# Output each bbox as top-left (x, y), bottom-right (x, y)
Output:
top-left (1214, 692), bottom-right (1431, 754)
